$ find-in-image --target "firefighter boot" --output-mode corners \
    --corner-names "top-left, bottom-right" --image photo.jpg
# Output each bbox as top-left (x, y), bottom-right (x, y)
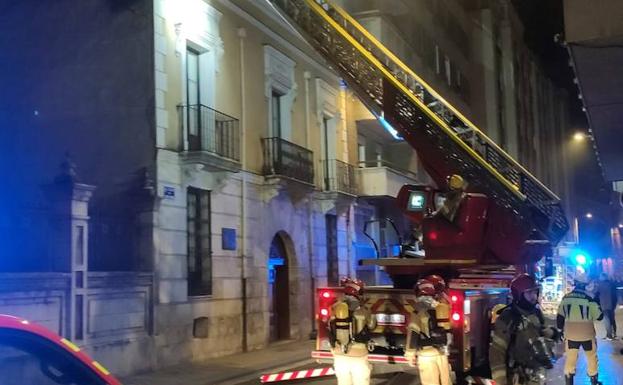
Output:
top-left (590, 375), bottom-right (601, 385)
top-left (565, 374), bottom-right (574, 385)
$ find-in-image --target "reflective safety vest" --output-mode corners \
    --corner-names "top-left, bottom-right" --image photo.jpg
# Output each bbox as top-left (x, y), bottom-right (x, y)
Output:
top-left (557, 290), bottom-right (603, 341)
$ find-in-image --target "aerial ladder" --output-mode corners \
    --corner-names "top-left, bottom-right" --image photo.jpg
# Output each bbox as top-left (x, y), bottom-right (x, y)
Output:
top-left (267, 2), bottom-right (570, 381)
top-left (269, 0), bottom-right (569, 277)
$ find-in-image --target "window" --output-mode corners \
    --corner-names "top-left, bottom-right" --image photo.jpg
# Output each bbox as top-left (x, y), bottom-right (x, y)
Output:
top-left (326, 214), bottom-right (339, 286)
top-left (186, 47), bottom-right (202, 150)
top-left (187, 187), bottom-right (212, 296)
top-left (271, 91), bottom-right (282, 138)
top-left (435, 45), bottom-right (441, 74)
top-left (444, 56), bottom-right (452, 86)
top-left (357, 135), bottom-right (366, 167)
top-left (323, 117), bottom-right (331, 190)
top-left (375, 143), bottom-right (383, 167)
top-left (0, 329), bottom-right (107, 385)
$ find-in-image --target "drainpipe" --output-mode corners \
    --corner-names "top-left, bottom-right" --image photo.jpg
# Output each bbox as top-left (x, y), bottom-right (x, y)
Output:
top-left (304, 71), bottom-right (316, 338)
top-left (238, 27), bottom-right (248, 352)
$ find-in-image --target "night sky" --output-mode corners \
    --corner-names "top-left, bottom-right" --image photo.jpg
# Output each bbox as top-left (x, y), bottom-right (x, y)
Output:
top-left (512, 0), bottom-right (614, 255)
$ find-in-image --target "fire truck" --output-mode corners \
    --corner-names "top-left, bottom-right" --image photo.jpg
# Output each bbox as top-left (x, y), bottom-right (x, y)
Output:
top-left (269, 0), bottom-right (569, 382)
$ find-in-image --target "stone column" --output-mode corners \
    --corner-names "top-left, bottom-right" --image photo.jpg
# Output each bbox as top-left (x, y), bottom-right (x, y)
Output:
top-left (45, 156), bottom-right (96, 342)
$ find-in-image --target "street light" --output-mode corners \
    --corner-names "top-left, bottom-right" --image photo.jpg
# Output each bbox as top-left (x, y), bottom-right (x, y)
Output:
top-left (585, 212), bottom-right (593, 219)
top-left (573, 131), bottom-right (587, 142)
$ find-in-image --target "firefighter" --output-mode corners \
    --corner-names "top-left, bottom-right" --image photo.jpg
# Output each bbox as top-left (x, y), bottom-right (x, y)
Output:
top-left (427, 275), bottom-right (453, 377)
top-left (329, 277), bottom-right (376, 385)
top-left (557, 273), bottom-right (604, 385)
top-left (426, 274), bottom-right (452, 335)
top-left (434, 174), bottom-right (467, 223)
top-left (405, 278), bottom-right (452, 385)
top-left (489, 274), bottom-right (559, 385)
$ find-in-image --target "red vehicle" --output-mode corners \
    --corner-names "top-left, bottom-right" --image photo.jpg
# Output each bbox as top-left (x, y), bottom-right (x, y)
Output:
top-left (0, 314), bottom-right (122, 385)
top-left (313, 259), bottom-right (513, 381)
top-left (270, 1), bottom-right (569, 384)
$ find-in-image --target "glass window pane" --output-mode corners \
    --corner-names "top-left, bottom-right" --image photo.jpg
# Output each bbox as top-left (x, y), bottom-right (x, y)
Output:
top-left (0, 329), bottom-right (107, 385)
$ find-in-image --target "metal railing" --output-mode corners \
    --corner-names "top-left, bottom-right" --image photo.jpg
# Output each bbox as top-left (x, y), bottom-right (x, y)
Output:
top-left (269, 0), bottom-right (569, 244)
top-left (178, 104), bottom-right (240, 162)
top-left (357, 159), bottom-right (418, 180)
top-left (323, 159), bottom-right (357, 195)
top-left (262, 137), bottom-right (314, 184)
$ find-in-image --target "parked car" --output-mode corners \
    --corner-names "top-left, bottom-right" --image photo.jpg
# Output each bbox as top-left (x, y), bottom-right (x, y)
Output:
top-left (0, 314), bottom-right (121, 385)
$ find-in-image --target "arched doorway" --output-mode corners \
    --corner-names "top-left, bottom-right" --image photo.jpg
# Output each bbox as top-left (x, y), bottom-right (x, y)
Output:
top-left (268, 233), bottom-right (290, 341)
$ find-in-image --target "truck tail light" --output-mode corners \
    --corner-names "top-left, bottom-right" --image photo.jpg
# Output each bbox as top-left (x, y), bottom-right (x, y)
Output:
top-left (317, 289), bottom-right (337, 320)
top-left (448, 290), bottom-right (464, 326)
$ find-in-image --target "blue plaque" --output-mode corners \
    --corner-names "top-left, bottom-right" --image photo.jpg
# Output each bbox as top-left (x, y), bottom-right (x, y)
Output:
top-left (222, 228), bottom-right (237, 250)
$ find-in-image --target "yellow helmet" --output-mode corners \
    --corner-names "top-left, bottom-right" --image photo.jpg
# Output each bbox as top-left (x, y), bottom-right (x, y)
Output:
top-left (448, 174), bottom-right (466, 190)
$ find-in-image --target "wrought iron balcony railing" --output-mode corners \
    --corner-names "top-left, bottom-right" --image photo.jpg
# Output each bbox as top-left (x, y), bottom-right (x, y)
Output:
top-left (178, 104), bottom-right (240, 162)
top-left (323, 159), bottom-right (357, 195)
top-left (262, 137), bottom-right (314, 185)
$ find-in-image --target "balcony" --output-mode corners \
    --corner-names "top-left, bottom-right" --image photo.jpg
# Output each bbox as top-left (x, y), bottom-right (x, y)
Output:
top-left (322, 159), bottom-right (358, 196)
top-left (178, 104), bottom-right (241, 172)
top-left (356, 160), bottom-right (419, 197)
top-left (262, 137), bottom-right (314, 185)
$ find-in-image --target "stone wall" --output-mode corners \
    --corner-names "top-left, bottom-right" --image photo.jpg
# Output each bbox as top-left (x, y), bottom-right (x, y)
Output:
top-left (0, 272), bottom-right (155, 377)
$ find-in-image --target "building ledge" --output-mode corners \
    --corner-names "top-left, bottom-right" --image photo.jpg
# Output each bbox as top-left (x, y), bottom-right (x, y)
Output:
top-left (180, 151), bottom-right (241, 173)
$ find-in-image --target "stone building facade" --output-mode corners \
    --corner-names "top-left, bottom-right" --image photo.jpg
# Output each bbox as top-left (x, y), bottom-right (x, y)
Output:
top-left (0, 0), bottom-right (574, 377)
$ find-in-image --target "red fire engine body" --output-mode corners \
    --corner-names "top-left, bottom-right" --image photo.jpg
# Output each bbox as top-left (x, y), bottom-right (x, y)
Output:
top-left (313, 283), bottom-right (509, 377)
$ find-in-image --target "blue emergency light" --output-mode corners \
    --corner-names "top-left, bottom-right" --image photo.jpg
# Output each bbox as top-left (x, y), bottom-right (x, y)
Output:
top-left (569, 248), bottom-right (591, 267)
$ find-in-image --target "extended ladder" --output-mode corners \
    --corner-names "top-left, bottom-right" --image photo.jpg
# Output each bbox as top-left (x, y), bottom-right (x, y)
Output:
top-left (270, 0), bottom-right (568, 245)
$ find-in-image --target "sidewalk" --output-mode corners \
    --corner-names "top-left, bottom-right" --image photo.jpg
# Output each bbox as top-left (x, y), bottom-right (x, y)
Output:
top-left (122, 340), bottom-right (315, 385)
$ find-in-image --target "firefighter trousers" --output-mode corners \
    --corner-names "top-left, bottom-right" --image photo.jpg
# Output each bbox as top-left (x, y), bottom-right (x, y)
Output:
top-left (333, 354), bottom-right (371, 385)
top-left (417, 348), bottom-right (451, 385)
top-left (564, 338), bottom-right (598, 377)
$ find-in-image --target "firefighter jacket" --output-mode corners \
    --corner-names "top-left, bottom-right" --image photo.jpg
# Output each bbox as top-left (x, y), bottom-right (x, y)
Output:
top-left (405, 296), bottom-right (449, 354)
top-left (489, 304), bottom-right (554, 385)
top-left (556, 288), bottom-right (603, 341)
top-left (329, 295), bottom-right (376, 358)
top-left (435, 190), bottom-right (465, 223)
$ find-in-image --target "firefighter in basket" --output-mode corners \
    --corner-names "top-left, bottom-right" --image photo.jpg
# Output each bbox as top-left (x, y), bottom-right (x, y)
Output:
top-left (489, 274), bottom-right (561, 385)
top-left (433, 174), bottom-right (467, 223)
top-left (405, 278), bottom-right (452, 385)
top-left (329, 277), bottom-right (376, 385)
